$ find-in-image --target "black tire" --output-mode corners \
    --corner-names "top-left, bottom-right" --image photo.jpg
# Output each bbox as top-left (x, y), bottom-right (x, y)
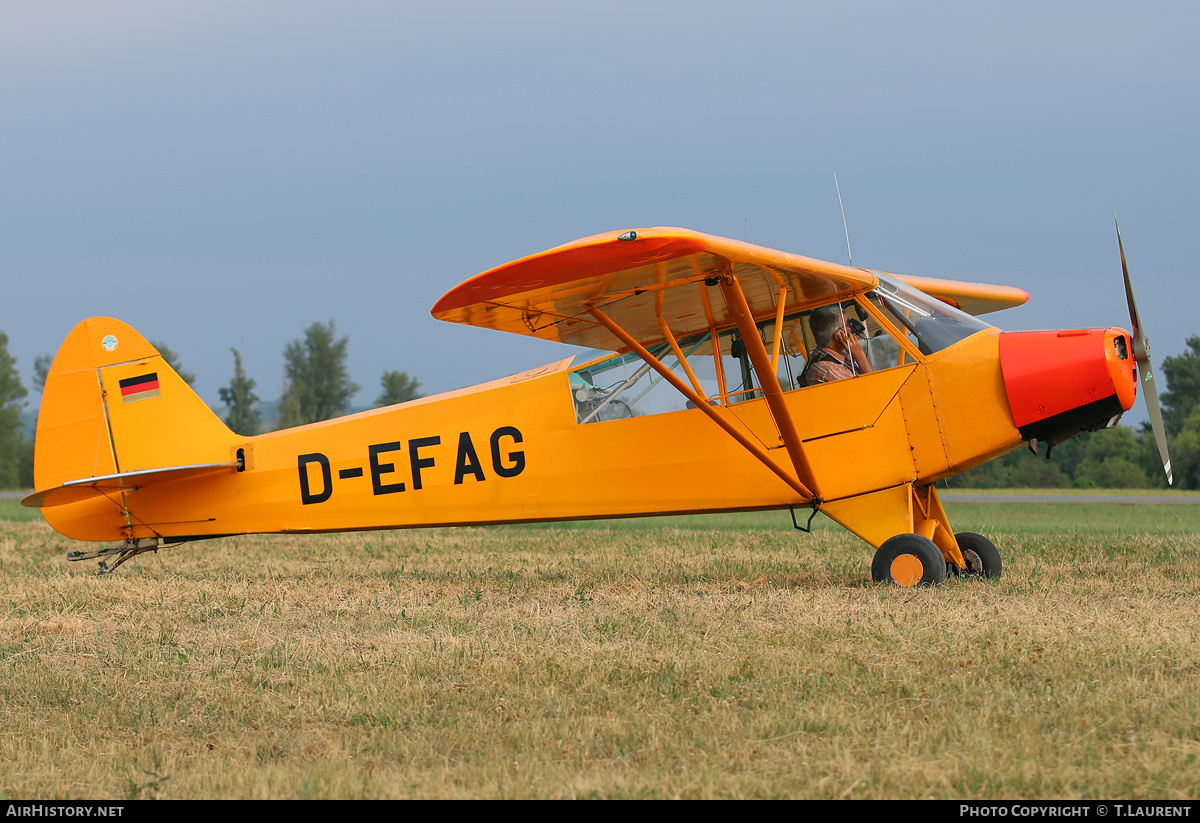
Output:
top-left (871, 534), bottom-right (947, 587)
top-left (953, 532), bottom-right (1002, 579)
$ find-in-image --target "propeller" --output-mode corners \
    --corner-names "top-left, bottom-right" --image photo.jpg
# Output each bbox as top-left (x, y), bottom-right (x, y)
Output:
top-left (1117, 218), bottom-right (1173, 485)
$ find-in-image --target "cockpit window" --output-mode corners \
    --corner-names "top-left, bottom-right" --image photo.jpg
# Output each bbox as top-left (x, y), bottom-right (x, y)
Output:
top-left (566, 274), bottom-right (993, 424)
top-left (569, 340), bottom-right (705, 423)
top-left (867, 274), bottom-right (993, 355)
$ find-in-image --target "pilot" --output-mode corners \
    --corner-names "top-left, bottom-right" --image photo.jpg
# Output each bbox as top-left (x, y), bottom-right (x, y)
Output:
top-left (798, 306), bottom-right (875, 386)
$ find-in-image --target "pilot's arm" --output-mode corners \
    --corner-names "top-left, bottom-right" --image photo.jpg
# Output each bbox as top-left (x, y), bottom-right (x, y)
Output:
top-left (835, 328), bottom-right (874, 375)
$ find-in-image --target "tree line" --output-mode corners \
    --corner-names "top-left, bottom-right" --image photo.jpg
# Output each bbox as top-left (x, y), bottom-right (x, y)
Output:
top-left (3, 327), bottom-right (1200, 492)
top-left (0, 321), bottom-right (421, 489)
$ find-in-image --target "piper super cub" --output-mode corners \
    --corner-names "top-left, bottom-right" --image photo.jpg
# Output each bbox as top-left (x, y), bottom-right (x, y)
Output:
top-left (23, 225), bottom-right (1172, 582)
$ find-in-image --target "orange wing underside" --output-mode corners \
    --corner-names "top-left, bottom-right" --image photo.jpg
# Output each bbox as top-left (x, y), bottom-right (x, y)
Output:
top-left (432, 228), bottom-right (877, 351)
top-left (431, 227), bottom-right (1029, 352)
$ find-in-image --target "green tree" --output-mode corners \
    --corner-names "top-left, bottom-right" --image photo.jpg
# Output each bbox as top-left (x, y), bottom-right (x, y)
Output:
top-left (32, 353), bottom-right (52, 395)
top-left (218, 348), bottom-right (261, 436)
top-left (1160, 335), bottom-right (1200, 436)
top-left (278, 321), bottom-right (360, 427)
top-left (1068, 426), bottom-right (1151, 489)
top-left (151, 340), bottom-right (196, 386)
top-left (375, 370), bottom-right (422, 407)
top-left (0, 331), bottom-right (29, 489)
top-left (24, 353), bottom-right (51, 490)
top-left (1132, 423), bottom-right (1170, 489)
top-left (951, 446), bottom-right (1071, 488)
top-left (1171, 405), bottom-right (1200, 489)
top-left (18, 437), bottom-right (34, 489)
top-left (1004, 455), bottom-right (1070, 488)
top-left (952, 425), bottom-right (1157, 489)
top-left (950, 449), bottom-right (1018, 488)
top-left (1074, 457), bottom-right (1149, 488)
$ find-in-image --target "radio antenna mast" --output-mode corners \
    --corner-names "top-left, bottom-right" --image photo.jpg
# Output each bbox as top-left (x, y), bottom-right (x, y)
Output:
top-left (833, 173), bottom-right (872, 366)
top-left (834, 173), bottom-right (853, 267)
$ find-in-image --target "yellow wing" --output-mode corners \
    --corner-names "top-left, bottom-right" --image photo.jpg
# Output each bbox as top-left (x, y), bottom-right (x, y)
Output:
top-left (432, 227), bottom-right (1028, 351)
top-left (892, 273), bottom-right (1029, 316)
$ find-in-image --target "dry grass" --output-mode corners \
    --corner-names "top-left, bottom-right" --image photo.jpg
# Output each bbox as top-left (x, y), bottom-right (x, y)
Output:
top-left (1, 504), bottom-right (1199, 799)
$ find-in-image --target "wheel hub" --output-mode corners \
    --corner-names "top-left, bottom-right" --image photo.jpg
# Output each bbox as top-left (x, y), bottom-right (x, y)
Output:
top-left (889, 554), bottom-right (924, 587)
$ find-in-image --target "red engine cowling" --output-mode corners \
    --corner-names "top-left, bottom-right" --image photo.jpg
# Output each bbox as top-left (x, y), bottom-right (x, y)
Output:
top-left (998, 328), bottom-right (1137, 448)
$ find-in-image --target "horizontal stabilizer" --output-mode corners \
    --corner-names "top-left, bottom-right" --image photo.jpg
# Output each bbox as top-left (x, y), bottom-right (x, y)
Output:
top-left (23, 462), bottom-right (241, 509)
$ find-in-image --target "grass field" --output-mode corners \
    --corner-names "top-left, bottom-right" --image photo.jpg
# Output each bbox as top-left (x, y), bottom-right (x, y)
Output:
top-left (1, 497), bottom-right (1199, 799)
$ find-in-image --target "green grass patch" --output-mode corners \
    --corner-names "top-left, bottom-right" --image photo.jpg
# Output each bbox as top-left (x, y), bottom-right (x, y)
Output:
top-left (943, 501), bottom-right (1200, 536)
top-left (2, 494), bottom-right (1199, 798)
top-left (941, 487), bottom-right (1200, 498)
top-left (0, 498), bottom-right (41, 522)
top-left (505, 497), bottom-right (1200, 537)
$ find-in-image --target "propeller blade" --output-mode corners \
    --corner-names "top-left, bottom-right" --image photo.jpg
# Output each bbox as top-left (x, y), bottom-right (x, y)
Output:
top-left (1116, 219), bottom-right (1173, 485)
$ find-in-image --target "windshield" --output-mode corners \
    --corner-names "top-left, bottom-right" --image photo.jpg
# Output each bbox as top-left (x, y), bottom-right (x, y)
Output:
top-left (867, 274), bottom-right (993, 355)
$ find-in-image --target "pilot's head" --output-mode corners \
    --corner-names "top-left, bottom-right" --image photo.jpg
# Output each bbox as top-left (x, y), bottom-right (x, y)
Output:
top-left (810, 306), bottom-right (847, 349)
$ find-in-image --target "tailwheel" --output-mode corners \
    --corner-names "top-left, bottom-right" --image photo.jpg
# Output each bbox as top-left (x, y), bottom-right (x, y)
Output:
top-left (871, 534), bottom-right (947, 587)
top-left (952, 532), bottom-right (1002, 579)
top-left (67, 537), bottom-right (160, 576)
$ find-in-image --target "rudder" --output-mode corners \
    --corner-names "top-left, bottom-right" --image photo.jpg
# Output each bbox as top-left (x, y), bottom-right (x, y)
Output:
top-left (30, 317), bottom-right (236, 541)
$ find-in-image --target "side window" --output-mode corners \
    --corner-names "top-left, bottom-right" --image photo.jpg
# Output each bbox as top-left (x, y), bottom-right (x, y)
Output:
top-left (569, 331), bottom-right (754, 424)
top-left (567, 288), bottom-right (939, 424)
top-left (860, 331), bottom-right (905, 372)
top-left (752, 317), bottom-right (809, 392)
top-left (786, 299), bottom-right (916, 388)
top-left (569, 344), bottom-right (702, 423)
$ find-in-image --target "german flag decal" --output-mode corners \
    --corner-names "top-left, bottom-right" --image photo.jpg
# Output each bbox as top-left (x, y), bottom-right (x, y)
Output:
top-left (119, 372), bottom-right (161, 403)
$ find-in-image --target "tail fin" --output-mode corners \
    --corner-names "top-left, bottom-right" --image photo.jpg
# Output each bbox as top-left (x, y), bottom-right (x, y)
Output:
top-left (26, 317), bottom-right (238, 541)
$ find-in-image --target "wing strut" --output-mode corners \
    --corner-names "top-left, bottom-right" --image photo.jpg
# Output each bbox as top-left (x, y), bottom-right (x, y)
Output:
top-left (717, 275), bottom-right (823, 500)
top-left (587, 305), bottom-right (817, 502)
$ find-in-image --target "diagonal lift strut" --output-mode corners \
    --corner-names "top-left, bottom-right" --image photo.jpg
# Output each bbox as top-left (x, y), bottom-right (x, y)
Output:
top-left (587, 273), bottom-right (822, 502)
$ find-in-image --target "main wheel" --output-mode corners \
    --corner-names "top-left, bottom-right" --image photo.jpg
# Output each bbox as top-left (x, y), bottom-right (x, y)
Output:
top-left (953, 532), bottom-right (1002, 579)
top-left (871, 534), bottom-right (947, 587)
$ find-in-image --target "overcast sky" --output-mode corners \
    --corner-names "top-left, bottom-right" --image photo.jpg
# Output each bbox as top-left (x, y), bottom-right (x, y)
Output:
top-left (2, 2), bottom-right (1197, 427)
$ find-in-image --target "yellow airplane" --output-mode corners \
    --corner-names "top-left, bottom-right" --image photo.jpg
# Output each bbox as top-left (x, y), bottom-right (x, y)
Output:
top-left (23, 226), bottom-right (1172, 583)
